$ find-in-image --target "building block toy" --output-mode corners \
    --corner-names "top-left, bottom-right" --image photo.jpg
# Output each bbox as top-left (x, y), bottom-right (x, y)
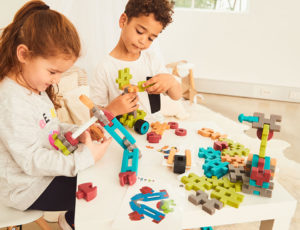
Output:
top-left (239, 112), bottom-right (281, 198)
top-left (221, 154), bottom-right (245, 168)
top-left (202, 159), bottom-right (229, 178)
top-left (151, 122), bottom-right (170, 135)
top-left (166, 149), bottom-right (191, 174)
top-left (129, 187), bottom-right (169, 223)
top-left (185, 149), bottom-right (192, 167)
top-left (168, 122), bottom-right (178, 129)
top-left (188, 190), bottom-right (223, 215)
top-left (156, 199), bottom-right (176, 214)
top-left (220, 138), bottom-right (250, 157)
top-left (78, 95), bottom-right (140, 186)
top-left (76, 183), bottom-right (97, 202)
top-left (146, 76), bottom-right (161, 113)
top-left (175, 128), bottom-right (187, 136)
top-left (167, 148), bottom-right (177, 164)
top-left (238, 113), bottom-right (259, 123)
top-left (213, 140), bottom-right (228, 151)
top-left (210, 186), bottom-right (244, 208)
top-left (252, 112), bottom-right (282, 132)
top-left (181, 173), bottom-right (212, 191)
top-left (173, 155), bottom-right (186, 174)
top-left (228, 165), bottom-right (249, 183)
top-left (206, 176), bottom-right (242, 192)
top-left (198, 147), bottom-right (221, 162)
top-left (147, 131), bottom-right (161, 143)
top-left (119, 172), bottom-right (137, 186)
top-left (198, 128), bottom-right (227, 140)
top-left (201, 227), bottom-right (213, 230)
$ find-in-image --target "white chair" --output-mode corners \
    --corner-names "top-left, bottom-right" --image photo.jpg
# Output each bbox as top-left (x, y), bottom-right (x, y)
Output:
top-left (0, 203), bottom-right (51, 230)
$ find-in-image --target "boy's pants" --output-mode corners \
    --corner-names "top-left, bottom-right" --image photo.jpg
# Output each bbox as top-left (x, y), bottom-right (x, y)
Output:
top-left (27, 176), bottom-right (77, 229)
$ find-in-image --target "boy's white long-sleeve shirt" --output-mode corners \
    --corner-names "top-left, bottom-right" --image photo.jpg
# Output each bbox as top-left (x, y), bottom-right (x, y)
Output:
top-left (90, 50), bottom-right (168, 115)
top-left (0, 78), bottom-right (94, 210)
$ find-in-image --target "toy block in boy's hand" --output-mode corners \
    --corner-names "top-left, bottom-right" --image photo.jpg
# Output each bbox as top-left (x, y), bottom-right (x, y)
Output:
top-left (76, 182), bottom-right (97, 202)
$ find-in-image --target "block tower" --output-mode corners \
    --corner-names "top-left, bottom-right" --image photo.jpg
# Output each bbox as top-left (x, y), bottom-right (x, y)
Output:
top-left (238, 113), bottom-right (281, 197)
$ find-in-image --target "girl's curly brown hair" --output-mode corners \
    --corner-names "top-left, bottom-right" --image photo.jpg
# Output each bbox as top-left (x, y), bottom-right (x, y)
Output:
top-left (124, 0), bottom-right (174, 29)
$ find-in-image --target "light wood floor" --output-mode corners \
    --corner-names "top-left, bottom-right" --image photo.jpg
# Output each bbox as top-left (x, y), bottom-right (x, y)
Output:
top-left (1, 93), bottom-right (299, 230)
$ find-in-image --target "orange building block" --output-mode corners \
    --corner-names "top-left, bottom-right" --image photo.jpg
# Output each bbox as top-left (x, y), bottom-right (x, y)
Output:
top-left (185, 149), bottom-right (191, 167)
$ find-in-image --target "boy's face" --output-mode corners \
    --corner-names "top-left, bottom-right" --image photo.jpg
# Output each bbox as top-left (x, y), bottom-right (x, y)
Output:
top-left (120, 13), bottom-right (163, 55)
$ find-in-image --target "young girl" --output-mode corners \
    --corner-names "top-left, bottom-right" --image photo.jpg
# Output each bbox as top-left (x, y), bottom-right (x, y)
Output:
top-left (0, 1), bottom-right (112, 230)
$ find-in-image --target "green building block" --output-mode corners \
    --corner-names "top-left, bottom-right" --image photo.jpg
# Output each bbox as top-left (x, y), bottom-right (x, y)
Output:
top-left (116, 68), bottom-right (132, 90)
top-left (259, 124), bottom-right (270, 158)
top-left (137, 81), bottom-right (146, 92)
top-left (205, 176), bottom-right (242, 192)
top-left (160, 199), bottom-right (176, 214)
top-left (220, 138), bottom-right (250, 157)
top-left (181, 173), bottom-right (212, 191)
top-left (119, 109), bottom-right (147, 128)
top-left (52, 134), bottom-right (71, 156)
top-left (210, 186), bottom-right (244, 208)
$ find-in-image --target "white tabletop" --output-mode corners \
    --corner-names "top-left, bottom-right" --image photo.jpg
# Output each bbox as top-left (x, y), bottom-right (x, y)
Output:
top-left (75, 119), bottom-right (297, 230)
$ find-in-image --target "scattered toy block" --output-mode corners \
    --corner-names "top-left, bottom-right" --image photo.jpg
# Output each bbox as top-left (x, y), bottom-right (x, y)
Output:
top-left (168, 122), bottom-right (178, 129)
top-left (175, 128), bottom-right (187, 136)
top-left (76, 182), bottom-right (97, 202)
top-left (210, 186), bottom-right (244, 208)
top-left (185, 149), bottom-right (191, 167)
top-left (147, 131), bottom-right (161, 143)
top-left (252, 112), bottom-right (281, 132)
top-left (173, 155), bottom-right (186, 174)
top-left (181, 173), bottom-right (212, 191)
top-left (213, 140), bottom-right (228, 151)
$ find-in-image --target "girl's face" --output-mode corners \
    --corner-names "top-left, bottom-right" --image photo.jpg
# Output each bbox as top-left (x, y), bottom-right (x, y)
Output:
top-left (17, 46), bottom-right (75, 93)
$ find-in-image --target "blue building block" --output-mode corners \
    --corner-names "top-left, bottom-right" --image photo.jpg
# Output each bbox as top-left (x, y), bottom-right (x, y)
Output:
top-left (202, 159), bottom-right (229, 178)
top-left (104, 117), bottom-right (136, 150)
top-left (121, 148), bottom-right (139, 173)
top-left (238, 113), bottom-right (259, 123)
top-left (130, 201), bottom-right (165, 222)
top-left (198, 147), bottom-right (221, 161)
top-left (131, 190), bottom-right (168, 202)
top-left (201, 227), bottom-right (213, 230)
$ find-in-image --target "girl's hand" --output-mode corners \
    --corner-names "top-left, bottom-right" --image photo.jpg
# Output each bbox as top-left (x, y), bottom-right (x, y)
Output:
top-left (79, 131), bottom-right (112, 162)
top-left (105, 93), bottom-right (139, 116)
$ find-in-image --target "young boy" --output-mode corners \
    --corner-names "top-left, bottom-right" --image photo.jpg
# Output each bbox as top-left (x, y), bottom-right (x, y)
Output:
top-left (90, 0), bottom-right (181, 117)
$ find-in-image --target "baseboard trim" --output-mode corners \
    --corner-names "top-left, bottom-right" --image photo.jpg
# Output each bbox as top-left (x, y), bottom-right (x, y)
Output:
top-left (195, 78), bottom-right (300, 103)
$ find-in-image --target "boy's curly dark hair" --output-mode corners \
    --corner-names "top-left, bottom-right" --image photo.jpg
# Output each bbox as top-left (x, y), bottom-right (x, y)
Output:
top-left (124, 0), bottom-right (174, 29)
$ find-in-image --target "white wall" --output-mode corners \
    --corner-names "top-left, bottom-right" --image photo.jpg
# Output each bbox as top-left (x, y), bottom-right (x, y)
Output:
top-left (0, 1), bottom-right (27, 28)
top-left (159, 0), bottom-right (300, 89)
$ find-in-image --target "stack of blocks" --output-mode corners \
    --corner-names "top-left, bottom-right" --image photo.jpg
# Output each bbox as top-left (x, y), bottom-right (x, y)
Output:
top-left (239, 113), bottom-right (281, 197)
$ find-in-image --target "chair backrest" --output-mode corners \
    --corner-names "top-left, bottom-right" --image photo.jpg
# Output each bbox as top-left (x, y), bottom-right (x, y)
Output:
top-left (0, 202), bottom-right (43, 228)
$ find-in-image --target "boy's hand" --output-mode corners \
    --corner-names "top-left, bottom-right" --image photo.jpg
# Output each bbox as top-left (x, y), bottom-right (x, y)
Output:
top-left (105, 93), bottom-right (139, 116)
top-left (143, 74), bottom-right (176, 94)
top-left (143, 73), bottom-right (182, 100)
top-left (79, 131), bottom-right (112, 162)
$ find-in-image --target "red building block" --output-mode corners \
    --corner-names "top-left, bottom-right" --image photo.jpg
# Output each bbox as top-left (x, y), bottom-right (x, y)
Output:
top-left (175, 128), bottom-right (187, 136)
top-left (147, 132), bottom-right (161, 143)
top-left (76, 182), bottom-right (97, 202)
top-left (64, 131), bottom-right (79, 146)
top-left (213, 141), bottom-right (228, 151)
top-left (168, 122), bottom-right (178, 129)
top-left (119, 171), bottom-right (137, 186)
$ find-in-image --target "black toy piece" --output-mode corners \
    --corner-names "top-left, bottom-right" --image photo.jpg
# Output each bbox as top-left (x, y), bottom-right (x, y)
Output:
top-left (173, 155), bottom-right (186, 174)
top-left (146, 76), bottom-right (161, 114)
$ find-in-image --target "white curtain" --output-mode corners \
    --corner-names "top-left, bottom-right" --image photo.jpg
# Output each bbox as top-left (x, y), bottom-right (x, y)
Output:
top-left (45, 0), bottom-right (127, 78)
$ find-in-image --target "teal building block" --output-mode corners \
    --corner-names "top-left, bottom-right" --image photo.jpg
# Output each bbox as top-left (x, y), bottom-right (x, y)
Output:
top-left (201, 227), bottom-right (213, 230)
top-left (104, 117), bottom-right (136, 150)
top-left (121, 148), bottom-right (139, 173)
top-left (238, 113), bottom-right (259, 123)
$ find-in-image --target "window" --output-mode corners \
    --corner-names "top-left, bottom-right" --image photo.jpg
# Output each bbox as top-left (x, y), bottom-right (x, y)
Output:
top-left (172, 0), bottom-right (248, 12)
